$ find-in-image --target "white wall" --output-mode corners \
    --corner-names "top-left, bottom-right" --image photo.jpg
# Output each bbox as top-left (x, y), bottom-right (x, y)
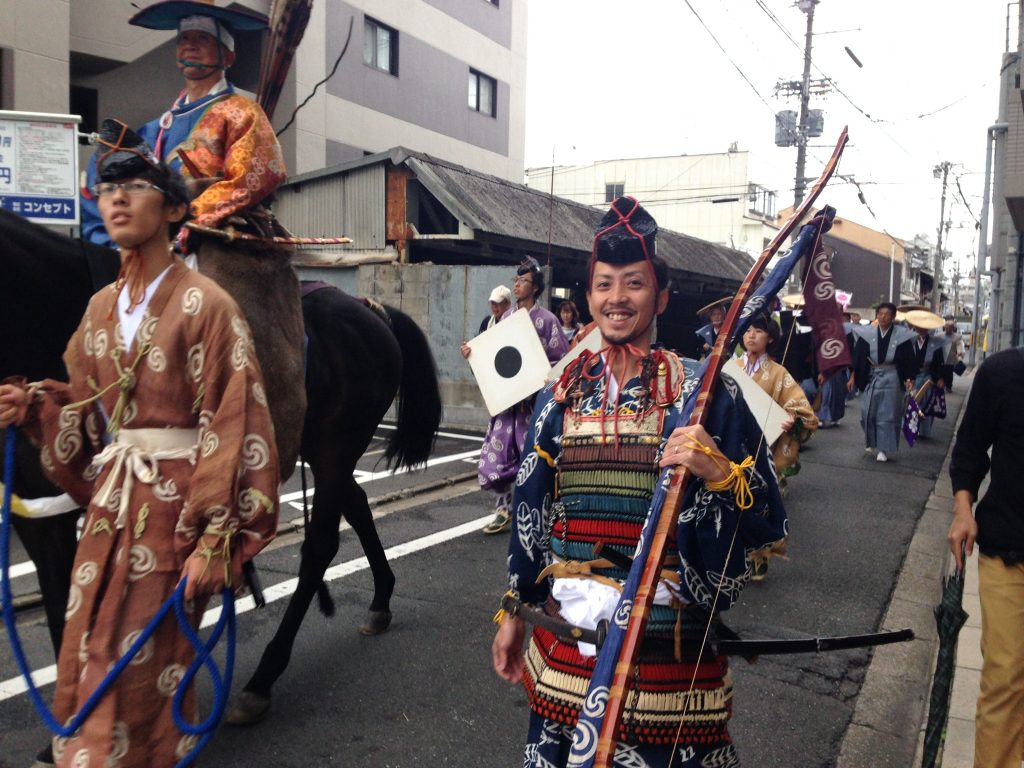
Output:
top-left (526, 151), bottom-right (779, 255)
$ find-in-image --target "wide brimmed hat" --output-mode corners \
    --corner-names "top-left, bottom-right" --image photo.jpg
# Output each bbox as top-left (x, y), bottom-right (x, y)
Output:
top-left (94, 119), bottom-right (161, 181)
top-left (129, 0), bottom-right (268, 33)
top-left (780, 293), bottom-right (805, 308)
top-left (897, 303), bottom-right (929, 314)
top-left (696, 295), bottom-right (733, 316)
top-left (904, 309), bottom-right (945, 330)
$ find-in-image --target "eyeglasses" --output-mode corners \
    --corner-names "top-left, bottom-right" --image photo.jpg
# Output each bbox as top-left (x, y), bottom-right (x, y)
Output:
top-left (513, 276), bottom-right (533, 285)
top-left (91, 181), bottom-right (165, 198)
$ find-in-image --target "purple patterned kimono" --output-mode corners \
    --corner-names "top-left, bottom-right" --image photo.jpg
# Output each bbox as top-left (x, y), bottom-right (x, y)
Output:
top-left (478, 304), bottom-right (569, 493)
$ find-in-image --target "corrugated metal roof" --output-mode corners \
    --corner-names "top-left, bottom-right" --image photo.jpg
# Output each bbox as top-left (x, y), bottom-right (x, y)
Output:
top-left (404, 153), bottom-right (752, 281)
top-left (278, 147), bottom-right (753, 282)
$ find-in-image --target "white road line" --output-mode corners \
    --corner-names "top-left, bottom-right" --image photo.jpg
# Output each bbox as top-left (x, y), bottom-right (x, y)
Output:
top-left (7, 449), bottom-right (481, 600)
top-left (277, 449), bottom-right (479, 504)
top-left (375, 424), bottom-right (483, 443)
top-left (7, 562), bottom-right (36, 580)
top-left (0, 514), bottom-right (492, 703)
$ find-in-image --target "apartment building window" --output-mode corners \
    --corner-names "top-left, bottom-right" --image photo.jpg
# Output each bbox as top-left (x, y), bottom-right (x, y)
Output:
top-left (364, 17), bottom-right (398, 75)
top-left (468, 69), bottom-right (497, 117)
top-left (605, 183), bottom-right (625, 203)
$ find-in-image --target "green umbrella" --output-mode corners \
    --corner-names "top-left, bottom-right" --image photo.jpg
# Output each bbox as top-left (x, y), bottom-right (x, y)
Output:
top-left (921, 562), bottom-right (969, 768)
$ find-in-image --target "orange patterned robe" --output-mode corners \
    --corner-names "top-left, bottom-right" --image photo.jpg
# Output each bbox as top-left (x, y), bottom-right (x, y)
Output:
top-left (160, 92), bottom-right (286, 230)
top-left (83, 87), bottom-right (287, 247)
top-left (23, 261), bottom-right (279, 767)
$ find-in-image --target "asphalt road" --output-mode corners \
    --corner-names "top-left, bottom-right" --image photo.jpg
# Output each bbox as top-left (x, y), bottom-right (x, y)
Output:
top-left (0, 382), bottom-right (965, 768)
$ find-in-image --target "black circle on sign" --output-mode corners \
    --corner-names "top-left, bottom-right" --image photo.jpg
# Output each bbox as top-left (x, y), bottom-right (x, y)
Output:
top-left (494, 346), bottom-right (523, 379)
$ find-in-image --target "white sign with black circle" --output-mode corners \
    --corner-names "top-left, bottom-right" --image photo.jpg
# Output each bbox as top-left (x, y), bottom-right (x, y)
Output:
top-left (467, 308), bottom-right (552, 416)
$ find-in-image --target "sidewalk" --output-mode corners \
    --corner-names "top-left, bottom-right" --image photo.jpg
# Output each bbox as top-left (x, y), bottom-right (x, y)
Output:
top-left (836, 367), bottom-right (979, 768)
top-left (939, 545), bottom-right (982, 768)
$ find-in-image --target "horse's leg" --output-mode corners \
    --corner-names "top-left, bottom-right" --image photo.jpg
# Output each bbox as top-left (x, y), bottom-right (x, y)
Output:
top-left (339, 474), bottom-right (395, 635)
top-left (227, 453), bottom-right (345, 724)
top-left (10, 511), bottom-right (79, 655)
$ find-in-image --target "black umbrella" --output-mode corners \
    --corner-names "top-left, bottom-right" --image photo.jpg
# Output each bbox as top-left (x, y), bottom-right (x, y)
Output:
top-left (921, 560), bottom-right (969, 768)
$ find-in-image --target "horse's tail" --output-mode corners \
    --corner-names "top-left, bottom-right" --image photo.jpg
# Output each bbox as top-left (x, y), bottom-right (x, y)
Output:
top-left (382, 305), bottom-right (442, 469)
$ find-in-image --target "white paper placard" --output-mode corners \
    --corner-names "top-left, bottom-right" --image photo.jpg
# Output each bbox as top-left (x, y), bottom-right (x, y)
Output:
top-left (546, 325), bottom-right (603, 383)
top-left (467, 308), bottom-right (552, 416)
top-left (720, 362), bottom-right (786, 447)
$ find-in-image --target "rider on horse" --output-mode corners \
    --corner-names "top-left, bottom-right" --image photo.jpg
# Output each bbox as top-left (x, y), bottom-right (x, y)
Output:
top-left (81, 0), bottom-right (285, 250)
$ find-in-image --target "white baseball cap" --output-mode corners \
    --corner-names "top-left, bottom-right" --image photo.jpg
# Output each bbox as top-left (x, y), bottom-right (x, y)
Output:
top-left (489, 285), bottom-right (512, 304)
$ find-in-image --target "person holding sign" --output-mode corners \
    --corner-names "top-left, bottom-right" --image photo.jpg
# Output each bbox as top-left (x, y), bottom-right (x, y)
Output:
top-left (491, 197), bottom-right (786, 767)
top-left (461, 259), bottom-right (568, 534)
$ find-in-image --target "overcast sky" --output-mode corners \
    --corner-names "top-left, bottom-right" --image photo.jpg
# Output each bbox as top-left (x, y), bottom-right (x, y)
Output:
top-left (525, 0), bottom-right (1010, 276)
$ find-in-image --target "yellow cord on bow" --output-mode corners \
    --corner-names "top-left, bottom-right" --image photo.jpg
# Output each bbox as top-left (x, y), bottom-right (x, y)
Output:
top-left (492, 589), bottom-right (518, 625)
top-left (679, 435), bottom-right (755, 511)
top-left (705, 456), bottom-right (755, 510)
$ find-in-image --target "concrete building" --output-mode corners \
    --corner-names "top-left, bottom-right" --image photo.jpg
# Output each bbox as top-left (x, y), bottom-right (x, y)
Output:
top-left (985, 3), bottom-right (1024, 352)
top-left (1, 0), bottom-right (526, 183)
top-left (525, 148), bottom-right (780, 257)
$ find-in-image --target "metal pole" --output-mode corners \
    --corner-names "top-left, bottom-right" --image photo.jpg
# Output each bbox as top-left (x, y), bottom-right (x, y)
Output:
top-left (971, 122), bottom-right (1009, 366)
top-left (932, 162), bottom-right (951, 313)
top-left (889, 243), bottom-right (894, 302)
top-left (792, 2), bottom-right (816, 208)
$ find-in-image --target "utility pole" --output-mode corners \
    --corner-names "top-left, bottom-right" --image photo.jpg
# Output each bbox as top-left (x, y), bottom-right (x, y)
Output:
top-left (792, 0), bottom-right (817, 208)
top-left (932, 161), bottom-right (952, 313)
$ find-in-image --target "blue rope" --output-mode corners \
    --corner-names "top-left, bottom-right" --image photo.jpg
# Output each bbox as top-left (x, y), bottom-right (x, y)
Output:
top-left (1, 426), bottom-right (235, 767)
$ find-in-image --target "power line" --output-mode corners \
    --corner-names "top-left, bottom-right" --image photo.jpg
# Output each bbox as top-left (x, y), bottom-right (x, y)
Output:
top-left (683, 0), bottom-right (776, 115)
top-left (954, 172), bottom-right (980, 226)
top-left (750, 0), bottom-right (914, 156)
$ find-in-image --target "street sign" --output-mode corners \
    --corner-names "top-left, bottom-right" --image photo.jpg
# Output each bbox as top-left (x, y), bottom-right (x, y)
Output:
top-left (0, 110), bottom-right (81, 225)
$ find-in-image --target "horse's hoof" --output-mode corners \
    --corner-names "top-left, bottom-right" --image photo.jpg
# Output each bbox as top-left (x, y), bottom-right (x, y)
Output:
top-left (358, 610), bottom-right (392, 636)
top-left (225, 690), bottom-right (271, 726)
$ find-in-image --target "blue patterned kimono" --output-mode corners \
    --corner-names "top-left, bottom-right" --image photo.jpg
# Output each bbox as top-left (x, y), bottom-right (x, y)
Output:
top-left (507, 349), bottom-right (787, 768)
top-left (910, 333), bottom-right (948, 439)
top-left (851, 325), bottom-right (916, 454)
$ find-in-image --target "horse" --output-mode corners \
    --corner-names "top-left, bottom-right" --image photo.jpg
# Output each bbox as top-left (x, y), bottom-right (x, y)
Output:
top-left (0, 208), bottom-right (443, 722)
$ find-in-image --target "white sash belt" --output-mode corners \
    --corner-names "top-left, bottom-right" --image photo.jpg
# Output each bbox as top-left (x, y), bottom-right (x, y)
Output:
top-left (92, 428), bottom-right (199, 529)
top-left (551, 558), bottom-right (680, 657)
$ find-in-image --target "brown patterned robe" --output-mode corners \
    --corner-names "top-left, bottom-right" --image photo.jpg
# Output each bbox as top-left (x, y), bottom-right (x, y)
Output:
top-left (23, 261), bottom-right (279, 767)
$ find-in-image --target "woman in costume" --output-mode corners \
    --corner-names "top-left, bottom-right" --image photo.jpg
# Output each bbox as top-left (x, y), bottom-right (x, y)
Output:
top-left (0, 121), bottom-right (279, 768)
top-left (905, 312), bottom-right (947, 440)
top-left (736, 313), bottom-right (818, 480)
top-left (733, 312), bottom-right (817, 579)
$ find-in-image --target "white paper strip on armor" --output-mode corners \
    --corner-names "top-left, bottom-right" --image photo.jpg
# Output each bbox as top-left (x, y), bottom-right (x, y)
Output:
top-left (546, 325), bottom-right (603, 384)
top-left (720, 364), bottom-right (786, 447)
top-left (467, 308), bottom-right (552, 416)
